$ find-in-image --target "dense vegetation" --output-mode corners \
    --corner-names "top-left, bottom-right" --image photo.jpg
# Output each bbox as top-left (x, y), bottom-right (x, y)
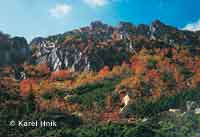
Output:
top-left (1, 46), bottom-right (200, 136)
top-left (1, 88), bottom-right (200, 137)
top-left (1, 20), bottom-right (200, 136)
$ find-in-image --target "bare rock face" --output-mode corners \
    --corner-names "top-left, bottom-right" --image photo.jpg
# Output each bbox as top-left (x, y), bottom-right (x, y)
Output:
top-left (149, 20), bottom-right (199, 45)
top-left (28, 20), bottom-right (200, 72)
top-left (30, 21), bottom-right (132, 72)
top-left (0, 32), bottom-right (30, 67)
top-left (186, 101), bottom-right (197, 112)
top-left (1, 20), bottom-right (200, 74)
top-left (30, 38), bottom-right (131, 71)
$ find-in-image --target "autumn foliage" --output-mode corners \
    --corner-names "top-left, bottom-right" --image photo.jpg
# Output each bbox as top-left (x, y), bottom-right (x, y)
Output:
top-left (16, 47), bottom-right (200, 104)
top-left (35, 64), bottom-right (50, 75)
top-left (98, 66), bottom-right (110, 78)
top-left (50, 69), bottom-right (71, 81)
top-left (3, 45), bottom-right (200, 123)
top-left (19, 79), bottom-right (38, 97)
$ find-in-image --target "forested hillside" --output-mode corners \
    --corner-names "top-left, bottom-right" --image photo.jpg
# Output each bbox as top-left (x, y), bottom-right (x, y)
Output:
top-left (1, 20), bottom-right (200, 136)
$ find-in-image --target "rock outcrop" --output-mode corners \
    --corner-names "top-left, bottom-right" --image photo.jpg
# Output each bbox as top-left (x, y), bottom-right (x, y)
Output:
top-left (29, 20), bottom-right (200, 72)
top-left (0, 32), bottom-right (30, 67)
top-left (1, 20), bottom-right (200, 72)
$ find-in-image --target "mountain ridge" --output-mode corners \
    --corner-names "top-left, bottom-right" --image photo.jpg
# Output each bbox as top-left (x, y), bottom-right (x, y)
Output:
top-left (29, 20), bottom-right (200, 71)
top-left (1, 20), bottom-right (200, 71)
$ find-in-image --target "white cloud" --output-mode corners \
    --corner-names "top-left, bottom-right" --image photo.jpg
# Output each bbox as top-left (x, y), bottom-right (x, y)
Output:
top-left (49, 4), bottom-right (72, 18)
top-left (183, 19), bottom-right (200, 32)
top-left (83, 0), bottom-right (109, 7)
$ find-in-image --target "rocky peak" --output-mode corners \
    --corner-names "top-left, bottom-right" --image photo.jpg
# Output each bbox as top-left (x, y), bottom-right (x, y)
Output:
top-left (136, 24), bottom-right (150, 37)
top-left (0, 31), bottom-right (9, 41)
top-left (116, 22), bottom-right (136, 37)
top-left (0, 32), bottom-right (30, 66)
top-left (151, 20), bottom-right (166, 28)
top-left (150, 20), bottom-right (177, 33)
top-left (90, 21), bottom-right (108, 30)
top-left (30, 37), bottom-right (45, 46)
top-left (16, 20), bottom-right (200, 72)
top-left (118, 22), bottom-right (135, 30)
top-left (11, 37), bottom-right (29, 48)
top-left (29, 20), bottom-right (200, 72)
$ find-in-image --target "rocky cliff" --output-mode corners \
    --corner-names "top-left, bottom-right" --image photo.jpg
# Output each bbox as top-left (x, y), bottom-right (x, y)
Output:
top-left (29, 20), bottom-right (200, 72)
top-left (1, 20), bottom-right (200, 71)
top-left (0, 32), bottom-right (29, 67)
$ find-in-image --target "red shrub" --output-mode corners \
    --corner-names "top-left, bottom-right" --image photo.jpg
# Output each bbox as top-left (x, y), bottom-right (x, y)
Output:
top-left (50, 70), bottom-right (70, 81)
top-left (99, 66), bottom-right (110, 78)
top-left (19, 79), bottom-right (38, 97)
top-left (131, 59), bottom-right (146, 74)
top-left (36, 64), bottom-right (50, 75)
top-left (146, 70), bottom-right (160, 79)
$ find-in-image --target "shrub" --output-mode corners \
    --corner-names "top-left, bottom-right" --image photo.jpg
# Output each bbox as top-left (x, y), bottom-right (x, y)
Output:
top-left (19, 79), bottom-right (38, 97)
top-left (131, 88), bottom-right (200, 117)
top-left (50, 70), bottom-right (71, 81)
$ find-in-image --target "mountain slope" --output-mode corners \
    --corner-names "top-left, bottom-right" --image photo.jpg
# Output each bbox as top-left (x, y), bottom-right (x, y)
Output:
top-left (0, 20), bottom-right (200, 71)
top-left (30, 20), bottom-right (200, 71)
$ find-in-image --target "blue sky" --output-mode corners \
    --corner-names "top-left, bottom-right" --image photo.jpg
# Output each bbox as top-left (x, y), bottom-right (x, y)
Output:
top-left (0, 0), bottom-right (200, 42)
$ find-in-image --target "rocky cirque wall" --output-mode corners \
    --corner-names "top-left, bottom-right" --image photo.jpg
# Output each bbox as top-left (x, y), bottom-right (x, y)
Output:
top-left (29, 20), bottom-right (200, 72)
top-left (0, 32), bottom-right (30, 67)
top-left (1, 20), bottom-right (200, 72)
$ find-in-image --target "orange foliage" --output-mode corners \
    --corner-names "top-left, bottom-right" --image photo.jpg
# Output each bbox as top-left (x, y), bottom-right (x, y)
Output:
top-left (115, 76), bottom-right (142, 97)
top-left (38, 80), bottom-right (53, 95)
top-left (131, 58), bottom-right (146, 74)
top-left (188, 60), bottom-right (200, 73)
top-left (15, 47), bottom-right (200, 112)
top-left (152, 90), bottom-right (161, 99)
top-left (110, 63), bottom-right (131, 77)
top-left (50, 70), bottom-right (71, 81)
top-left (73, 71), bottom-right (98, 88)
top-left (36, 64), bottom-right (50, 74)
top-left (146, 69), bottom-right (160, 79)
top-left (156, 59), bottom-right (178, 74)
top-left (98, 66), bottom-right (110, 78)
top-left (19, 79), bottom-right (38, 97)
